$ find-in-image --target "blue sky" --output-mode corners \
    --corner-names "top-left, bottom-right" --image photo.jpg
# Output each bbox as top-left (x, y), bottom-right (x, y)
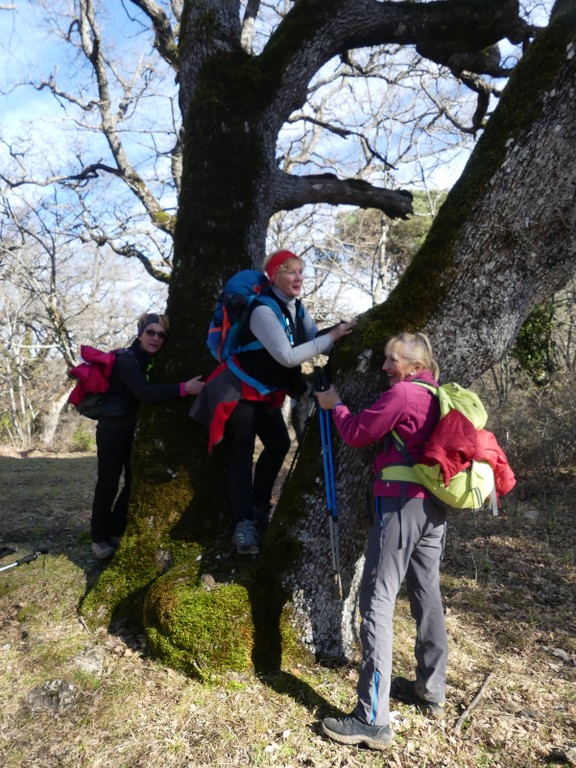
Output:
top-left (1, 9), bottom-right (56, 137)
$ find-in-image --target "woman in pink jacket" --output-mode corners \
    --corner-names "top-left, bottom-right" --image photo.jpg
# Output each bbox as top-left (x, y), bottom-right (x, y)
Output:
top-left (316, 332), bottom-right (446, 751)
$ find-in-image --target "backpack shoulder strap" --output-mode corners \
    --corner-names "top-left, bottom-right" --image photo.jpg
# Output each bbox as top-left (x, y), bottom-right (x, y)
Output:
top-left (389, 380), bottom-right (438, 463)
top-left (254, 291), bottom-right (301, 345)
top-left (232, 292), bottom-right (286, 353)
top-left (410, 379), bottom-right (438, 396)
top-left (255, 292), bottom-right (288, 322)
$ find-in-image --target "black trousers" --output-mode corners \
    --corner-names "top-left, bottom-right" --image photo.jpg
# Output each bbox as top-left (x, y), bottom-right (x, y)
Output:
top-left (224, 401), bottom-right (291, 524)
top-left (91, 423), bottom-right (134, 543)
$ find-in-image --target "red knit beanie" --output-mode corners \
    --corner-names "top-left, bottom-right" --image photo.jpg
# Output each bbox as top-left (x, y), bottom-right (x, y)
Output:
top-left (265, 250), bottom-right (300, 281)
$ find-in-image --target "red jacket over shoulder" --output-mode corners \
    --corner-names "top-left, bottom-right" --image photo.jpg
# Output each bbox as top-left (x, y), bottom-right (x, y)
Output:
top-left (68, 346), bottom-right (117, 406)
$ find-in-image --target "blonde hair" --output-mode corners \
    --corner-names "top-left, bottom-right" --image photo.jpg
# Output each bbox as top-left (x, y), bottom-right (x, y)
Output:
top-left (385, 332), bottom-right (440, 379)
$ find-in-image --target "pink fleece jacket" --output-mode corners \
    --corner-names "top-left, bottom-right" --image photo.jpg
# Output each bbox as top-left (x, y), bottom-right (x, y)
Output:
top-left (332, 370), bottom-right (440, 498)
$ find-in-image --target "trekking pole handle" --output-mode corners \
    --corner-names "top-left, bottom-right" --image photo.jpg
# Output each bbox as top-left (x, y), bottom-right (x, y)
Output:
top-left (0, 549), bottom-right (49, 572)
top-left (0, 555), bottom-right (35, 572)
top-left (313, 365), bottom-right (331, 392)
top-left (17, 552), bottom-right (40, 566)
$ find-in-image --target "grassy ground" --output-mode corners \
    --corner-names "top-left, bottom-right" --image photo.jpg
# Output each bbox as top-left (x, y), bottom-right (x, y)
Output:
top-left (0, 448), bottom-right (574, 767)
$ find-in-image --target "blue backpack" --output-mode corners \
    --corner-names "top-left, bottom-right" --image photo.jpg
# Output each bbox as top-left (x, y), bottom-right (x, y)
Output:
top-left (207, 270), bottom-right (270, 363)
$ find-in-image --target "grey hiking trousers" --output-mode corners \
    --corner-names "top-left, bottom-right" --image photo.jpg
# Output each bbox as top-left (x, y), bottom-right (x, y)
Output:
top-left (354, 495), bottom-right (448, 727)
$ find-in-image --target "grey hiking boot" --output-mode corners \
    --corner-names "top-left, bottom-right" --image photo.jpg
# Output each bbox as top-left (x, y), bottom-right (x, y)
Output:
top-left (91, 541), bottom-right (115, 559)
top-left (232, 520), bottom-right (260, 555)
top-left (389, 676), bottom-right (445, 718)
top-left (321, 713), bottom-right (391, 751)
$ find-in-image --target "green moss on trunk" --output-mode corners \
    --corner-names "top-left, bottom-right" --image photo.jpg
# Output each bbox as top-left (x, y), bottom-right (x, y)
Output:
top-left (144, 566), bottom-right (254, 682)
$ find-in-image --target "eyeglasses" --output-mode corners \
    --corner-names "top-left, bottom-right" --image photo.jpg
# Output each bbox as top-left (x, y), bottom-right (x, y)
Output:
top-left (144, 329), bottom-right (167, 339)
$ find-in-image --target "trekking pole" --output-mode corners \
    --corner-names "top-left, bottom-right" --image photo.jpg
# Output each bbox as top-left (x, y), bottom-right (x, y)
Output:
top-left (0, 548), bottom-right (49, 573)
top-left (314, 367), bottom-right (343, 599)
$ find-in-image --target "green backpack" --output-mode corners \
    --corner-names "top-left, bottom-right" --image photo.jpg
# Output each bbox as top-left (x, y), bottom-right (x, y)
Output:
top-left (380, 381), bottom-right (498, 514)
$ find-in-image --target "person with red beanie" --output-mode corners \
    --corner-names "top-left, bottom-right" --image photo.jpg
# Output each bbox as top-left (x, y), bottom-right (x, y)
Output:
top-left (194, 250), bottom-right (356, 555)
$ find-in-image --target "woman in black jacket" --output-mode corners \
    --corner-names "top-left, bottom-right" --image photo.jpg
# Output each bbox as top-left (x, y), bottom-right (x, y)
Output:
top-left (91, 313), bottom-right (204, 559)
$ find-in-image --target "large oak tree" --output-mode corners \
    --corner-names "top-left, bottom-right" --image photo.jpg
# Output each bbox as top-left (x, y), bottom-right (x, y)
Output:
top-left (76, 0), bottom-right (576, 677)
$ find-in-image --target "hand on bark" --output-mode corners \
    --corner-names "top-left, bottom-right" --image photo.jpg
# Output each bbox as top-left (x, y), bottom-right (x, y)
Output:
top-left (184, 375), bottom-right (205, 396)
top-left (315, 385), bottom-right (341, 410)
top-left (329, 318), bottom-right (357, 342)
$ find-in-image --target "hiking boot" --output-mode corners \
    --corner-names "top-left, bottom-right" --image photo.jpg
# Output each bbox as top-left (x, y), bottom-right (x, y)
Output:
top-left (91, 541), bottom-right (115, 559)
top-left (389, 676), bottom-right (445, 718)
top-left (232, 520), bottom-right (260, 555)
top-left (321, 713), bottom-right (391, 751)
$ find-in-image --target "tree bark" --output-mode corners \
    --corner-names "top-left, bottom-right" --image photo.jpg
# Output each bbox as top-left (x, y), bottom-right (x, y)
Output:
top-left (81, 0), bottom-right (576, 675)
top-left (278, 1), bottom-right (576, 661)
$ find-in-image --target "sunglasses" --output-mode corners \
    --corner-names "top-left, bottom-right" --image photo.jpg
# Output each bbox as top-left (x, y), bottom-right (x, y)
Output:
top-left (144, 329), bottom-right (167, 339)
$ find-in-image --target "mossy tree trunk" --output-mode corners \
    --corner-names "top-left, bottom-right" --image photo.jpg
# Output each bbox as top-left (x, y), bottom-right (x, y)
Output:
top-left (278, 2), bottom-right (576, 663)
top-left (82, 0), bottom-right (576, 676)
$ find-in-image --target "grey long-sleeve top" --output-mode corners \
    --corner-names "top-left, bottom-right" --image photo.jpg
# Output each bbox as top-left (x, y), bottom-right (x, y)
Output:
top-left (248, 286), bottom-right (334, 367)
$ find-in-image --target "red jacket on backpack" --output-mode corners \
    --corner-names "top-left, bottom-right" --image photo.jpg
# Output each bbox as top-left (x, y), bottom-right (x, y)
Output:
top-left (421, 409), bottom-right (516, 496)
top-left (68, 346), bottom-right (116, 406)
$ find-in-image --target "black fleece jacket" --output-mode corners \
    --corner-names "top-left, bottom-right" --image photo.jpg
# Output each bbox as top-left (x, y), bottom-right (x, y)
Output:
top-left (98, 339), bottom-right (181, 431)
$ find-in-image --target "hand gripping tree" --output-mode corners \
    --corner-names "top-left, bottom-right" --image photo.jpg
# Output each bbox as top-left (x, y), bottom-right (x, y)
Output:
top-left (81, 0), bottom-right (576, 679)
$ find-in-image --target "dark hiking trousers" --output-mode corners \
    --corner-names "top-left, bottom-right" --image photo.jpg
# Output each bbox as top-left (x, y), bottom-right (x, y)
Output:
top-left (224, 400), bottom-right (291, 524)
top-left (354, 495), bottom-right (448, 727)
top-left (91, 423), bottom-right (134, 543)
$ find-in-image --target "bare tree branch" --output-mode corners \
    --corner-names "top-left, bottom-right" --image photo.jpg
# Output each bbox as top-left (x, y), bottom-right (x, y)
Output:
top-left (94, 238), bottom-right (171, 284)
top-left (291, 115), bottom-right (397, 170)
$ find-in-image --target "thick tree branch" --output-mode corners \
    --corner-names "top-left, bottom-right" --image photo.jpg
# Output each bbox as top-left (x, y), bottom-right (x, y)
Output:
top-left (262, 0), bottom-right (530, 139)
top-left (1, 163), bottom-right (173, 235)
top-left (271, 170), bottom-right (413, 219)
top-left (264, 0), bottom-right (528, 79)
top-left (0, 162), bottom-right (120, 189)
top-left (127, 0), bottom-right (180, 68)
